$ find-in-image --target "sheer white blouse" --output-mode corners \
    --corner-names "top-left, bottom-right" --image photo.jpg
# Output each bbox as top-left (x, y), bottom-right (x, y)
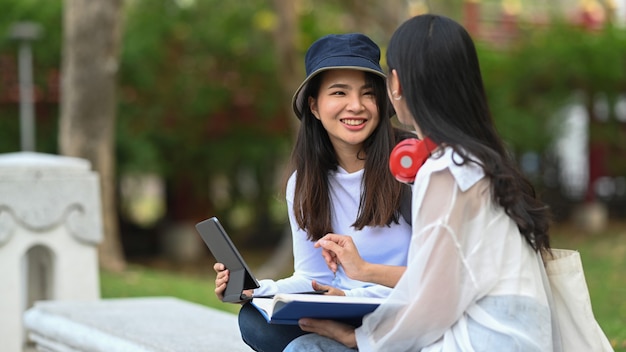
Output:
top-left (355, 147), bottom-right (553, 351)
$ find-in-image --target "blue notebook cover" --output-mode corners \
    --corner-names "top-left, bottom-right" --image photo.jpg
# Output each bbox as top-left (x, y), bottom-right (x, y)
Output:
top-left (251, 293), bottom-right (384, 325)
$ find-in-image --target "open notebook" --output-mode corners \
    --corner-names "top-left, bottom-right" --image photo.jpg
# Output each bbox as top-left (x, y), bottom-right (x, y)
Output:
top-left (251, 293), bottom-right (384, 325)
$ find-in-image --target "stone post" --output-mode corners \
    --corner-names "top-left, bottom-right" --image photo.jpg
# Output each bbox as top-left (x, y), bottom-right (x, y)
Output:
top-left (0, 152), bottom-right (102, 352)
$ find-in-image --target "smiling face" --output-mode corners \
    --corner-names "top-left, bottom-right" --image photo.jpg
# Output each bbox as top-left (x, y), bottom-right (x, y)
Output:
top-left (309, 69), bottom-right (381, 163)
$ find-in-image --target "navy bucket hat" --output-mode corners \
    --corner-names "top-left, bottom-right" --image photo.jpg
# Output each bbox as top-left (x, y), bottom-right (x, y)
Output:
top-left (291, 33), bottom-right (387, 119)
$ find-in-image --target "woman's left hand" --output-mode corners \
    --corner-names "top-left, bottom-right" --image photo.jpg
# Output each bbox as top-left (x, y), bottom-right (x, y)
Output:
top-left (311, 280), bottom-right (345, 296)
top-left (297, 318), bottom-right (357, 348)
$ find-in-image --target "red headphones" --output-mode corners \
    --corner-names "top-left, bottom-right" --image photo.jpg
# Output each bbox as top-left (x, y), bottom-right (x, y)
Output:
top-left (389, 137), bottom-right (437, 184)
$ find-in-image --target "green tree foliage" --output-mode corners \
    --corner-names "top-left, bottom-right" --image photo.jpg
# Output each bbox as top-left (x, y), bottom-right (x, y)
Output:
top-left (479, 21), bottom-right (626, 166)
top-left (116, 0), bottom-right (295, 242)
top-left (3, 1), bottom-right (625, 247)
top-left (118, 0), bottom-right (289, 175)
top-left (0, 0), bottom-right (62, 153)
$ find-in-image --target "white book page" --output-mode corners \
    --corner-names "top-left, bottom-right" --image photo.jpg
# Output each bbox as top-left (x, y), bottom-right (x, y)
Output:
top-left (273, 293), bottom-right (385, 305)
top-left (250, 298), bottom-right (274, 316)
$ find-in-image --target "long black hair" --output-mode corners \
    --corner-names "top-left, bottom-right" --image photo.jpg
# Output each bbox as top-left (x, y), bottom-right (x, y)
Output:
top-left (387, 14), bottom-right (550, 251)
top-left (285, 70), bottom-right (411, 241)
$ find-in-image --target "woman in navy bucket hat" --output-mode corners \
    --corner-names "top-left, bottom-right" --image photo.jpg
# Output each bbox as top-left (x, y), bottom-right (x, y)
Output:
top-left (213, 33), bottom-right (414, 351)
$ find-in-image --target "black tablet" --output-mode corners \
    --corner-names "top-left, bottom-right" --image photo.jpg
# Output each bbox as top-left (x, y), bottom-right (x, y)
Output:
top-left (195, 217), bottom-right (260, 302)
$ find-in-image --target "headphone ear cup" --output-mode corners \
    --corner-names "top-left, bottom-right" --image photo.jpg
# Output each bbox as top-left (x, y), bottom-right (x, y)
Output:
top-left (389, 138), bottom-right (433, 184)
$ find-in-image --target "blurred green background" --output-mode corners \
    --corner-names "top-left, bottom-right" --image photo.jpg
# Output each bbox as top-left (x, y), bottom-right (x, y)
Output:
top-left (1, 0), bottom-right (625, 350)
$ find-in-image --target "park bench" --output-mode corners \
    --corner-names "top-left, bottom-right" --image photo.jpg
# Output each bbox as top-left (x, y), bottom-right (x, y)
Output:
top-left (23, 296), bottom-right (251, 352)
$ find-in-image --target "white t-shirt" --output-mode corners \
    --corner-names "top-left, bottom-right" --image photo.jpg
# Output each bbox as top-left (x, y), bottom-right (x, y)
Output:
top-left (356, 147), bottom-right (552, 351)
top-left (254, 167), bottom-right (413, 298)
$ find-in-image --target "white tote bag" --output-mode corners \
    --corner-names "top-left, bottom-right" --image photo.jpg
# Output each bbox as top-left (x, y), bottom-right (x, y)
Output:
top-left (539, 248), bottom-right (614, 352)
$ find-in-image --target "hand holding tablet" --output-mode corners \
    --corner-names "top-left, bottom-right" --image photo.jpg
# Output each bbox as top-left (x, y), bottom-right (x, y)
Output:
top-left (196, 217), bottom-right (260, 302)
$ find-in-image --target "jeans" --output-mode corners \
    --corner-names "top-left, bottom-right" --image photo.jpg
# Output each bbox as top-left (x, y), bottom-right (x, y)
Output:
top-left (238, 302), bottom-right (309, 352)
top-left (283, 334), bottom-right (356, 352)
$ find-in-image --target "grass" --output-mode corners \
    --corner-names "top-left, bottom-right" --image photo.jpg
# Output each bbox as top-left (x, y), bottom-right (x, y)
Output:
top-left (100, 260), bottom-right (241, 315)
top-left (101, 222), bottom-right (626, 351)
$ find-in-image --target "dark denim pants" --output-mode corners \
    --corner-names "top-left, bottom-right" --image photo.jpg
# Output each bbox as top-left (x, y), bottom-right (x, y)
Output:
top-left (238, 302), bottom-right (309, 352)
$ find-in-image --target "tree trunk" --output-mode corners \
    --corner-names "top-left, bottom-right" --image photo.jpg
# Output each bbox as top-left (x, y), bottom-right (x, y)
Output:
top-left (254, 0), bottom-right (300, 279)
top-left (272, 0), bottom-right (301, 135)
top-left (59, 0), bottom-right (125, 271)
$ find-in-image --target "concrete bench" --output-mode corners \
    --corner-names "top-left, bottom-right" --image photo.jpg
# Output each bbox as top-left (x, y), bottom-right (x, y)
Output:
top-left (23, 297), bottom-right (252, 352)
